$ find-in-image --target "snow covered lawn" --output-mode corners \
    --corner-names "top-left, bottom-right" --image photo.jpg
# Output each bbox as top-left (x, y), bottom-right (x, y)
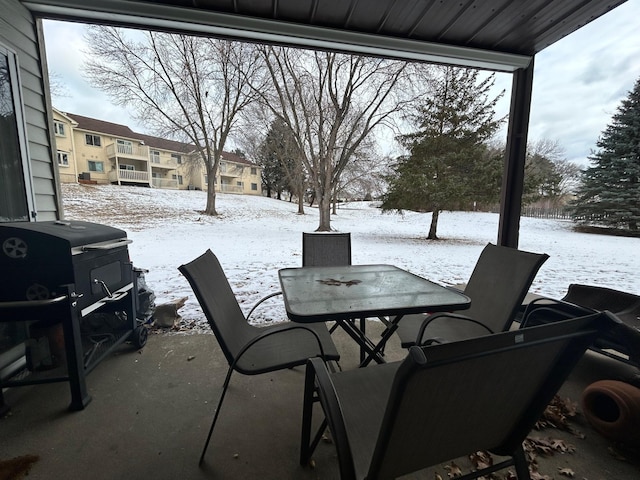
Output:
top-left (62, 183), bottom-right (639, 332)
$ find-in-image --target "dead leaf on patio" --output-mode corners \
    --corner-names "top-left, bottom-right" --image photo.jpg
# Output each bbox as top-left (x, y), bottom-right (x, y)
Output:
top-left (444, 461), bottom-right (463, 478)
top-left (0, 455), bottom-right (39, 480)
top-left (558, 467), bottom-right (575, 477)
top-left (551, 438), bottom-right (576, 453)
top-left (530, 471), bottom-right (553, 480)
top-left (535, 395), bottom-right (584, 438)
top-left (469, 451), bottom-right (494, 470)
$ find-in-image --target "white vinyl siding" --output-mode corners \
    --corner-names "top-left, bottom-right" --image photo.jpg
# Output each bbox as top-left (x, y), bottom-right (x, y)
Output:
top-left (0, 2), bottom-right (58, 221)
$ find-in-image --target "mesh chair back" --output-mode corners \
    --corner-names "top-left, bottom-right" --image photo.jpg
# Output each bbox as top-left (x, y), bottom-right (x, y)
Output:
top-left (463, 243), bottom-right (548, 333)
top-left (369, 312), bottom-right (609, 480)
top-left (178, 249), bottom-right (257, 365)
top-left (302, 232), bottom-right (351, 266)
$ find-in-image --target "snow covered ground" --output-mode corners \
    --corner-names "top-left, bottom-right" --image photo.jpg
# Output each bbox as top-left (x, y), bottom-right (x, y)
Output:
top-left (61, 183), bottom-right (639, 332)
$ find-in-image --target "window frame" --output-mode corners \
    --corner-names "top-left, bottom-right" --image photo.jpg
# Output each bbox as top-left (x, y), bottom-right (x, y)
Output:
top-left (85, 134), bottom-right (102, 147)
top-left (57, 151), bottom-right (69, 166)
top-left (88, 161), bottom-right (104, 172)
top-left (0, 43), bottom-right (36, 221)
top-left (53, 120), bottom-right (65, 136)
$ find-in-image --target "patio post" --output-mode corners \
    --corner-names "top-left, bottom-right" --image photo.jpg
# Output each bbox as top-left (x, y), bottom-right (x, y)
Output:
top-left (498, 60), bottom-right (535, 248)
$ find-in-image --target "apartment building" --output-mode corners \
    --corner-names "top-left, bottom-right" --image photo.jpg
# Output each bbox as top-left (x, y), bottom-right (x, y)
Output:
top-left (52, 109), bottom-right (262, 195)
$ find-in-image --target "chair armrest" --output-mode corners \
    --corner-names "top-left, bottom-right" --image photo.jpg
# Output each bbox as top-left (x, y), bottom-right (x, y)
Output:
top-left (416, 312), bottom-right (493, 346)
top-left (232, 324), bottom-right (326, 371)
top-left (246, 291), bottom-right (283, 321)
top-left (304, 357), bottom-right (356, 480)
top-left (520, 298), bottom-right (595, 328)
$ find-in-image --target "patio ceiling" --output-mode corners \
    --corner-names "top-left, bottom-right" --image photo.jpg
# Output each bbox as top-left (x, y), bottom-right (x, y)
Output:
top-left (24, 0), bottom-right (626, 72)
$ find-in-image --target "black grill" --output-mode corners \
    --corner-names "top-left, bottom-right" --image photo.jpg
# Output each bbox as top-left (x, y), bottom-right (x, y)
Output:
top-left (0, 220), bottom-right (146, 411)
top-left (0, 220), bottom-right (132, 312)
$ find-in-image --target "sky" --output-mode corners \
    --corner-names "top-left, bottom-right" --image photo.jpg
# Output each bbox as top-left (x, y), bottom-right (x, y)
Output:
top-left (42, 1), bottom-right (640, 167)
top-left (61, 183), bottom-right (640, 333)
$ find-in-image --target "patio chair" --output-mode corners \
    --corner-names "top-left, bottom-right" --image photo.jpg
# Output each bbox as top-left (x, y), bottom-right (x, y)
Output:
top-left (246, 232), bottom-right (352, 320)
top-left (302, 232), bottom-right (352, 267)
top-left (522, 284), bottom-right (640, 367)
top-left (301, 311), bottom-right (616, 480)
top-left (394, 243), bottom-right (548, 348)
top-left (178, 249), bottom-right (340, 465)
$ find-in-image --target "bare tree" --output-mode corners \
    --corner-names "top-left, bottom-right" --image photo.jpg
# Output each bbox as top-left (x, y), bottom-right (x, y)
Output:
top-left (83, 26), bottom-right (264, 215)
top-left (252, 46), bottom-right (411, 231)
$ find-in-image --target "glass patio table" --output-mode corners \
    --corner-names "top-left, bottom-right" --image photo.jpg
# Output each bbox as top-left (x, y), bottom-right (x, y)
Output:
top-left (278, 264), bottom-right (471, 366)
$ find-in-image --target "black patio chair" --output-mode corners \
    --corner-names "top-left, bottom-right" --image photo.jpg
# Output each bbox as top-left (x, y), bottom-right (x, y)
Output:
top-left (245, 232), bottom-right (352, 320)
top-left (301, 311), bottom-right (617, 480)
top-left (178, 249), bottom-right (340, 465)
top-left (302, 232), bottom-right (352, 267)
top-left (394, 243), bottom-right (549, 348)
top-left (522, 284), bottom-right (640, 367)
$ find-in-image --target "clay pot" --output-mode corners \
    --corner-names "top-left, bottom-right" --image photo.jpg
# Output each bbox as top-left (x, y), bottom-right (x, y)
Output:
top-left (582, 380), bottom-right (640, 446)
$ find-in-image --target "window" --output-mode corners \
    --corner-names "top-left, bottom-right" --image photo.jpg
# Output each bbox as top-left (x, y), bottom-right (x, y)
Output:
top-left (0, 45), bottom-right (34, 221)
top-left (204, 175), bottom-right (208, 184)
top-left (119, 164), bottom-right (135, 171)
top-left (53, 121), bottom-right (65, 136)
top-left (171, 153), bottom-right (182, 164)
top-left (88, 161), bottom-right (104, 172)
top-left (150, 150), bottom-right (160, 163)
top-left (219, 162), bottom-right (227, 173)
top-left (85, 134), bottom-right (101, 147)
top-left (57, 151), bottom-right (69, 166)
top-left (251, 183), bottom-right (258, 191)
top-left (172, 174), bottom-right (184, 185)
top-left (236, 181), bottom-right (242, 187)
top-left (251, 167), bottom-right (257, 175)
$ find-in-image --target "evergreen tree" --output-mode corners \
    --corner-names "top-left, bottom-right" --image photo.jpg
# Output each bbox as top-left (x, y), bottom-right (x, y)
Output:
top-left (381, 66), bottom-right (504, 239)
top-left (256, 119), bottom-right (297, 200)
top-left (572, 78), bottom-right (640, 231)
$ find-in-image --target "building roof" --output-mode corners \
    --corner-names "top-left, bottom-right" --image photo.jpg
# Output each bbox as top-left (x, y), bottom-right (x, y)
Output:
top-left (66, 112), bottom-right (139, 139)
top-left (63, 111), bottom-right (255, 165)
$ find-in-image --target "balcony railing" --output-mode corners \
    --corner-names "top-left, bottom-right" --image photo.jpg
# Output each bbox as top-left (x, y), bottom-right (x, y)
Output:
top-left (109, 169), bottom-right (150, 184)
top-left (152, 177), bottom-right (179, 189)
top-left (106, 143), bottom-right (149, 160)
top-left (220, 184), bottom-right (243, 194)
top-left (150, 158), bottom-right (178, 169)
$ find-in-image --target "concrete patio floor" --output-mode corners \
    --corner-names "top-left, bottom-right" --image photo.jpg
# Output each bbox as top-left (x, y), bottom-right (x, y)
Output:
top-left (1, 321), bottom-right (639, 480)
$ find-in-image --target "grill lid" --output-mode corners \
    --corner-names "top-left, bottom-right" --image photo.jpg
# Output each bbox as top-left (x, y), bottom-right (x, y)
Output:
top-left (0, 220), bottom-right (127, 249)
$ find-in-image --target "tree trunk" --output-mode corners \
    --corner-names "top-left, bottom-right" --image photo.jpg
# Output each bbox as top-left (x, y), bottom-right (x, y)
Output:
top-left (297, 194), bottom-right (305, 214)
top-left (205, 182), bottom-right (218, 215)
top-left (427, 209), bottom-right (439, 239)
top-left (317, 194), bottom-right (332, 231)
